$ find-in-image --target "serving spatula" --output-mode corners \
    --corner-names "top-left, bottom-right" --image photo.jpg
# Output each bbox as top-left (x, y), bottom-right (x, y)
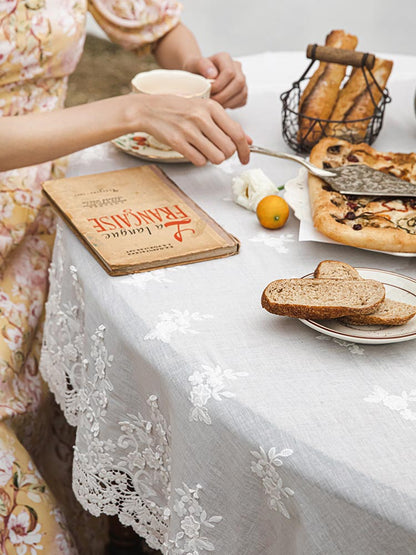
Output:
top-left (250, 145), bottom-right (416, 198)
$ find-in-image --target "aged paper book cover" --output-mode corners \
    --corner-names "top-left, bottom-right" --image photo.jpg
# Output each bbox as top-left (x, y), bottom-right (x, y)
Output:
top-left (42, 165), bottom-right (239, 276)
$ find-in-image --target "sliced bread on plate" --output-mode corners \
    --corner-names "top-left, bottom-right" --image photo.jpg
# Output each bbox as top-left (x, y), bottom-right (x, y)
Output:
top-left (315, 260), bottom-right (416, 326)
top-left (314, 260), bottom-right (360, 280)
top-left (340, 298), bottom-right (416, 326)
top-left (261, 278), bottom-right (385, 320)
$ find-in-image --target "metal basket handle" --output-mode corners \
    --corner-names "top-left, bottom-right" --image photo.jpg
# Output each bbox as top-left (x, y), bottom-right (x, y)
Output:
top-left (306, 44), bottom-right (376, 69)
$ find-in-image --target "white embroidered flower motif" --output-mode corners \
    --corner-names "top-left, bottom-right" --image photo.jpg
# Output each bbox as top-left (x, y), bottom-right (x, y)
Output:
top-left (164, 483), bottom-right (222, 554)
top-left (188, 365), bottom-right (248, 425)
top-left (144, 309), bottom-right (213, 343)
top-left (116, 395), bottom-right (171, 502)
top-left (364, 386), bottom-right (416, 421)
top-left (73, 395), bottom-right (172, 552)
top-left (8, 513), bottom-right (42, 554)
top-left (250, 231), bottom-right (295, 253)
top-left (251, 446), bottom-right (294, 519)
top-left (41, 257), bottom-right (87, 427)
top-left (128, 267), bottom-right (182, 290)
top-left (79, 324), bottom-right (114, 437)
top-left (315, 335), bottom-right (364, 355)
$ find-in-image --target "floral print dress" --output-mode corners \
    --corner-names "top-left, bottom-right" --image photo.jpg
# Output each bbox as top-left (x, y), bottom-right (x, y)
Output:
top-left (0, 1), bottom-right (181, 553)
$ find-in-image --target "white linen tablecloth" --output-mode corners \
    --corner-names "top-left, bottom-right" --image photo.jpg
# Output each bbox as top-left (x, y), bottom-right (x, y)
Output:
top-left (40, 52), bottom-right (416, 554)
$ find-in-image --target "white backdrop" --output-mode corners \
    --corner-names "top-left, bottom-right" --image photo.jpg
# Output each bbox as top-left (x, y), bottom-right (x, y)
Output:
top-left (87, 0), bottom-right (416, 57)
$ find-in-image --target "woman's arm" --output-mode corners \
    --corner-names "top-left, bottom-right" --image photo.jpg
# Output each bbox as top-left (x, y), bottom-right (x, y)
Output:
top-left (152, 22), bottom-right (202, 72)
top-left (153, 23), bottom-right (248, 109)
top-left (0, 93), bottom-right (250, 171)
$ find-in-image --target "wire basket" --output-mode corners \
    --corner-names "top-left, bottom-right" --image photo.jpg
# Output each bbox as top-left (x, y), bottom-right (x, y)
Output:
top-left (280, 45), bottom-right (392, 154)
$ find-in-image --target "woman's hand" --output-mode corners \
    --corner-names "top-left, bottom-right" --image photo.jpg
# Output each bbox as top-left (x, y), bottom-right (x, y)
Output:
top-left (135, 94), bottom-right (251, 166)
top-left (183, 53), bottom-right (248, 109)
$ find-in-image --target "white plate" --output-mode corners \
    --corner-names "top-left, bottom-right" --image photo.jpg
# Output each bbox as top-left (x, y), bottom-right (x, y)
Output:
top-left (283, 168), bottom-right (416, 258)
top-left (112, 132), bottom-right (189, 163)
top-left (300, 268), bottom-right (416, 344)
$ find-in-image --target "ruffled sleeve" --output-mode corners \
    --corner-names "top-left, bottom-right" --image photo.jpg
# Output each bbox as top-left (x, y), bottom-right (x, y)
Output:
top-left (88, 0), bottom-right (183, 52)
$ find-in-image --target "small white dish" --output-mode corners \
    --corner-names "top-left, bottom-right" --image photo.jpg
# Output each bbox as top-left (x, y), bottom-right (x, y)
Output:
top-left (300, 267), bottom-right (416, 344)
top-left (112, 132), bottom-right (189, 164)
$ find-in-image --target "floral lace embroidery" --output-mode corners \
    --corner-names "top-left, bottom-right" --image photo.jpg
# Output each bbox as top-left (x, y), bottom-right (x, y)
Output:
top-left (41, 226), bottom-right (86, 426)
top-left (73, 395), bottom-right (172, 551)
top-left (42, 246), bottom-right (222, 551)
top-left (121, 267), bottom-right (184, 289)
top-left (364, 386), bottom-right (416, 421)
top-left (188, 365), bottom-right (248, 425)
top-left (163, 483), bottom-right (222, 554)
top-left (315, 335), bottom-right (365, 355)
top-left (249, 231), bottom-right (295, 254)
top-left (144, 309), bottom-right (214, 344)
top-left (251, 446), bottom-right (294, 519)
top-left (81, 324), bottom-right (114, 437)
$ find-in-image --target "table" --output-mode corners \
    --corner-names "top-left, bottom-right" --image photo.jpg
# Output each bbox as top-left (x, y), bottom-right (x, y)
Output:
top-left (40, 52), bottom-right (416, 554)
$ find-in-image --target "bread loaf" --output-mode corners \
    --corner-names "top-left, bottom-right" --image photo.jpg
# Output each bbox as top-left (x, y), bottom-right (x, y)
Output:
top-left (261, 278), bottom-right (385, 319)
top-left (326, 58), bottom-right (393, 141)
top-left (315, 260), bottom-right (416, 326)
top-left (298, 30), bottom-right (358, 148)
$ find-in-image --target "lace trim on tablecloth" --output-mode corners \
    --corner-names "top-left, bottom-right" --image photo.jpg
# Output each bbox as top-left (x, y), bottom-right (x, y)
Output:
top-left (73, 394), bottom-right (172, 550)
top-left (41, 225), bottom-right (85, 427)
top-left (40, 227), bottom-right (223, 552)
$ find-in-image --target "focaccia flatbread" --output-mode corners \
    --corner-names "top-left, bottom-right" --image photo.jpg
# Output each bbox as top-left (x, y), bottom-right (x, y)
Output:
top-left (309, 138), bottom-right (416, 252)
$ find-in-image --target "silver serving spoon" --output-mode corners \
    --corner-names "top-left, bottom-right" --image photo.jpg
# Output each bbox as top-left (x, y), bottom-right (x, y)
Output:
top-left (250, 145), bottom-right (416, 198)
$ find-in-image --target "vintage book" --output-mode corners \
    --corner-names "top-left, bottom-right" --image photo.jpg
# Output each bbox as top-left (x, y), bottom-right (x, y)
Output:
top-left (42, 165), bottom-right (239, 276)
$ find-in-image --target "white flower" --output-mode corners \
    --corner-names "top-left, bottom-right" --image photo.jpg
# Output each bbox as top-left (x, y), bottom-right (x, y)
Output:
top-left (189, 384), bottom-right (211, 407)
top-left (382, 394), bottom-right (408, 412)
top-left (263, 475), bottom-right (278, 495)
top-left (0, 40), bottom-right (14, 65)
top-left (250, 460), bottom-right (264, 477)
top-left (188, 371), bottom-right (204, 386)
top-left (173, 499), bottom-right (186, 517)
top-left (364, 386), bottom-right (416, 421)
top-left (250, 231), bottom-right (295, 254)
top-left (62, 343), bottom-right (78, 362)
top-left (251, 446), bottom-right (294, 519)
top-left (0, 449), bottom-right (14, 486)
top-left (8, 513), bottom-right (43, 553)
top-left (180, 515), bottom-right (201, 538)
top-left (14, 191), bottom-right (32, 206)
top-left (232, 168), bottom-right (279, 211)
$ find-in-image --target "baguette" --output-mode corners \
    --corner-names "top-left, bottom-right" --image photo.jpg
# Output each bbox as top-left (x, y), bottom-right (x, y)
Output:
top-left (314, 260), bottom-right (416, 326)
top-left (261, 278), bottom-right (385, 320)
top-left (298, 30), bottom-right (358, 148)
top-left (326, 58), bottom-right (393, 141)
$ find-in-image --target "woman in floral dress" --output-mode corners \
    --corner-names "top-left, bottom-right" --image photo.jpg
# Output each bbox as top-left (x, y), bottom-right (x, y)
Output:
top-left (0, 1), bottom-right (250, 553)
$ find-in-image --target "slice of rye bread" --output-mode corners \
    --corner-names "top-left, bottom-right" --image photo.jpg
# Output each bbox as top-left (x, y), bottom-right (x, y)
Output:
top-left (340, 298), bottom-right (416, 326)
top-left (314, 260), bottom-right (416, 326)
top-left (261, 278), bottom-right (385, 319)
top-left (314, 260), bottom-right (361, 280)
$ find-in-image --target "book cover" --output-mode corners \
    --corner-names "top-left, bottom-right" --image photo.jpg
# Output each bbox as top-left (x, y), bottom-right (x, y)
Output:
top-left (42, 165), bottom-right (239, 276)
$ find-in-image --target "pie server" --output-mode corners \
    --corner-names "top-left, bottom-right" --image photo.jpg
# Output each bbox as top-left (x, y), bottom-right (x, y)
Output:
top-left (250, 145), bottom-right (416, 198)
